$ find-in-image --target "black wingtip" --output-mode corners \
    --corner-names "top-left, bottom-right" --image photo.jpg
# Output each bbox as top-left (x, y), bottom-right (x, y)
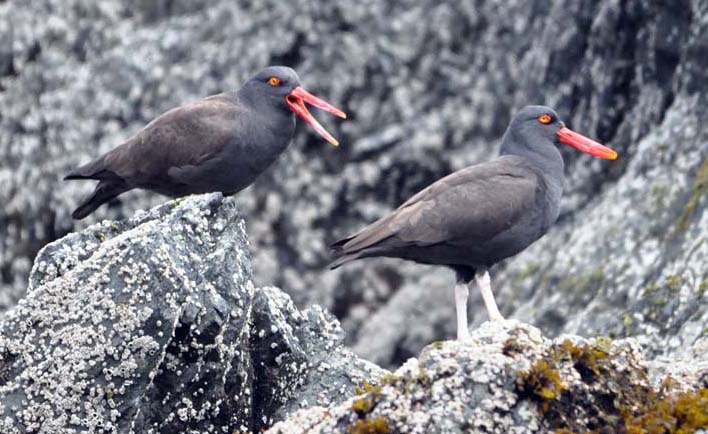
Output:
top-left (328, 254), bottom-right (355, 270)
top-left (64, 169), bottom-right (91, 181)
top-left (329, 236), bottom-right (353, 251)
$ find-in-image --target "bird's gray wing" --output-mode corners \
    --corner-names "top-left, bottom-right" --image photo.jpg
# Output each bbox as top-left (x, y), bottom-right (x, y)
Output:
top-left (103, 94), bottom-right (243, 182)
top-left (334, 156), bottom-right (539, 254)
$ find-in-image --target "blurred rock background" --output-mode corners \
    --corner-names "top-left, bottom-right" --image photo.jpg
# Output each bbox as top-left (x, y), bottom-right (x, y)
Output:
top-left (0, 0), bottom-right (706, 368)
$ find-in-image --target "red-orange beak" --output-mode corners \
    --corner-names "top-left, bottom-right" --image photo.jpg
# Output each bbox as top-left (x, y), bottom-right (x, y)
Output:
top-left (557, 127), bottom-right (618, 160)
top-left (286, 86), bottom-right (347, 146)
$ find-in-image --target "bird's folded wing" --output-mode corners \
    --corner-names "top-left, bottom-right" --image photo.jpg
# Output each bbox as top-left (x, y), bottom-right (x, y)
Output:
top-left (337, 157), bottom-right (539, 253)
top-left (105, 94), bottom-right (243, 179)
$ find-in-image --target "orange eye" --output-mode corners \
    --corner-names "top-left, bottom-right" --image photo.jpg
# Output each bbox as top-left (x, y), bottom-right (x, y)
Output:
top-left (538, 114), bottom-right (552, 124)
top-left (268, 76), bottom-right (281, 87)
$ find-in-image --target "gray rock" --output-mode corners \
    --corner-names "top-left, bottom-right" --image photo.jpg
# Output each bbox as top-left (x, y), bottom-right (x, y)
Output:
top-left (267, 321), bottom-right (708, 434)
top-left (251, 287), bottom-right (387, 428)
top-left (0, 193), bottom-right (254, 433)
top-left (0, 0), bottom-right (706, 371)
top-left (0, 194), bottom-right (383, 433)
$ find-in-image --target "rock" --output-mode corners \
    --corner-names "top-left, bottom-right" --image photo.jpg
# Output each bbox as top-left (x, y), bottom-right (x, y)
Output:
top-left (0, 194), bottom-right (384, 434)
top-left (267, 321), bottom-right (708, 434)
top-left (0, 193), bottom-right (254, 433)
top-left (0, 0), bottom-right (707, 371)
top-left (251, 287), bottom-right (386, 427)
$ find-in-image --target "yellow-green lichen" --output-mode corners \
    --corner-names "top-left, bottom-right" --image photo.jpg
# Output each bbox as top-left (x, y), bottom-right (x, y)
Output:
top-left (517, 359), bottom-right (565, 412)
top-left (624, 387), bottom-right (708, 434)
top-left (350, 381), bottom-right (390, 434)
top-left (355, 381), bottom-right (382, 396)
top-left (559, 339), bottom-right (609, 381)
top-left (651, 184), bottom-right (670, 210)
top-left (378, 373), bottom-right (403, 386)
top-left (676, 157), bottom-right (708, 232)
top-left (415, 368), bottom-right (430, 386)
top-left (523, 339), bottom-right (708, 433)
top-left (348, 417), bottom-right (390, 434)
top-left (698, 280), bottom-right (708, 297)
top-left (643, 283), bottom-right (661, 295)
top-left (622, 313), bottom-right (633, 335)
top-left (555, 268), bottom-right (606, 302)
top-left (352, 381), bottom-right (382, 417)
top-left (430, 341), bottom-right (444, 350)
top-left (665, 275), bottom-right (683, 291)
top-left (351, 396), bottom-right (374, 414)
top-left (517, 339), bottom-right (615, 416)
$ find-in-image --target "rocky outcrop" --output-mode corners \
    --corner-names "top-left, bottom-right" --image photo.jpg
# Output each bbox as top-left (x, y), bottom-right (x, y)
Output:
top-left (1, 0), bottom-right (707, 371)
top-left (268, 321), bottom-right (708, 434)
top-left (0, 194), bottom-right (384, 434)
top-left (0, 194), bottom-right (706, 433)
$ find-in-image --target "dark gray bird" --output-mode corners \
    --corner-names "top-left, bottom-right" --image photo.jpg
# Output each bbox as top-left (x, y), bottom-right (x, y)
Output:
top-left (331, 105), bottom-right (618, 340)
top-left (65, 66), bottom-right (346, 219)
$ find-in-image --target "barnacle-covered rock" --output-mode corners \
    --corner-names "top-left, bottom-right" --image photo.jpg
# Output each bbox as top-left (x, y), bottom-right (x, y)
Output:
top-left (1, 0), bottom-right (707, 372)
top-left (250, 287), bottom-right (386, 429)
top-left (0, 193), bottom-right (254, 433)
top-left (0, 194), bottom-right (384, 434)
top-left (267, 321), bottom-right (708, 434)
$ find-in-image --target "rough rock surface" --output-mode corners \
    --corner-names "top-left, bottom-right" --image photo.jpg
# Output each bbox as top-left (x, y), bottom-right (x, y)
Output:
top-left (0, 194), bottom-right (384, 434)
top-left (267, 321), bottom-right (708, 434)
top-left (1, 0), bottom-right (707, 369)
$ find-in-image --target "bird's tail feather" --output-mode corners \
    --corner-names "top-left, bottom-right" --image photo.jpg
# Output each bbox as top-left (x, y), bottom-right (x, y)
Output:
top-left (329, 251), bottom-right (363, 269)
top-left (72, 180), bottom-right (128, 220)
top-left (329, 235), bottom-right (360, 269)
top-left (64, 156), bottom-right (111, 181)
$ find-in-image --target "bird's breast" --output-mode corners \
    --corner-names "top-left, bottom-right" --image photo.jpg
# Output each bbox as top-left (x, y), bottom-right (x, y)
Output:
top-left (217, 113), bottom-right (295, 191)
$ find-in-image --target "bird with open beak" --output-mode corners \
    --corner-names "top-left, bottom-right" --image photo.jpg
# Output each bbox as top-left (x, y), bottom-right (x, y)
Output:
top-left (65, 66), bottom-right (346, 219)
top-left (331, 105), bottom-right (618, 340)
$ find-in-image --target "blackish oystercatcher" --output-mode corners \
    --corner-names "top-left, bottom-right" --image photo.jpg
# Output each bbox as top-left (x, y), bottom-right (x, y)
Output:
top-left (331, 106), bottom-right (617, 340)
top-left (65, 66), bottom-right (346, 219)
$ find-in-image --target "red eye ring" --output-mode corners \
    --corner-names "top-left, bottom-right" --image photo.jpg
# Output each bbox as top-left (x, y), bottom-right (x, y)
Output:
top-left (538, 114), bottom-right (552, 124)
top-left (268, 76), bottom-right (281, 87)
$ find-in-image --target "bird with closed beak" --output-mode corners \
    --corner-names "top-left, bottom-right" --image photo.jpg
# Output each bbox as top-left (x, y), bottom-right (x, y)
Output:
top-left (331, 105), bottom-right (618, 340)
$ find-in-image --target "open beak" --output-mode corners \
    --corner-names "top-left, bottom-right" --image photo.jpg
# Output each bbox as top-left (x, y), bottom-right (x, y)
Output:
top-left (557, 127), bottom-right (618, 160)
top-left (286, 86), bottom-right (347, 146)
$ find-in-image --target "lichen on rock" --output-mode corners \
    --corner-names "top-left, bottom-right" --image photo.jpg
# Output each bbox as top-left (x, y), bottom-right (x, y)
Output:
top-left (266, 321), bottom-right (708, 434)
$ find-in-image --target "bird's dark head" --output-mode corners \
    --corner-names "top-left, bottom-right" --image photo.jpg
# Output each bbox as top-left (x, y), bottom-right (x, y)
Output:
top-left (243, 66), bottom-right (347, 146)
top-left (503, 105), bottom-right (618, 161)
